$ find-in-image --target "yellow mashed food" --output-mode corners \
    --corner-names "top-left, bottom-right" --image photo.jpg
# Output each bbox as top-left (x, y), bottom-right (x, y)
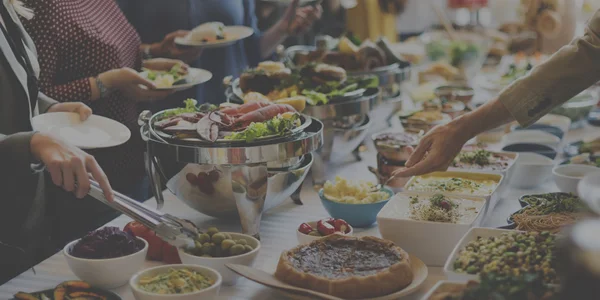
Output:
top-left (323, 176), bottom-right (389, 204)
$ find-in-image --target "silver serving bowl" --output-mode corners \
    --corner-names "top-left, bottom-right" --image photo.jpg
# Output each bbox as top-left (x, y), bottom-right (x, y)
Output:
top-left (311, 115), bottom-right (373, 186)
top-left (284, 45), bottom-right (411, 100)
top-left (139, 111), bottom-right (324, 238)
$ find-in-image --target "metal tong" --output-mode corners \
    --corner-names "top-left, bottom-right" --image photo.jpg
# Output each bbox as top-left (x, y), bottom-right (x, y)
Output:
top-left (87, 180), bottom-right (198, 248)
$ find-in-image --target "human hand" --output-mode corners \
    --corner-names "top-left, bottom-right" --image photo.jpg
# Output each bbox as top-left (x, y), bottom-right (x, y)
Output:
top-left (47, 102), bottom-right (92, 121)
top-left (151, 30), bottom-right (203, 63)
top-left (99, 68), bottom-right (173, 102)
top-left (30, 133), bottom-right (114, 201)
top-left (391, 122), bottom-right (473, 178)
top-left (280, 0), bottom-right (323, 35)
top-left (143, 58), bottom-right (188, 74)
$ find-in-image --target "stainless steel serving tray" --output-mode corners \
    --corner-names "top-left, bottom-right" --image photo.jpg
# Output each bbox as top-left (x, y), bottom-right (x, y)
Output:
top-left (284, 45), bottom-right (411, 99)
top-left (150, 110), bottom-right (313, 145)
top-left (139, 110), bottom-right (324, 165)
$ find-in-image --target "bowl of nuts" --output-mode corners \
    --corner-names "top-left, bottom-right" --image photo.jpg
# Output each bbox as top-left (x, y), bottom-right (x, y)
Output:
top-left (178, 227), bottom-right (260, 286)
top-left (296, 218), bottom-right (353, 245)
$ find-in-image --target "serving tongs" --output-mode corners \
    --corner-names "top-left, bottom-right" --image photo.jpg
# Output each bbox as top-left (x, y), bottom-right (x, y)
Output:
top-left (87, 180), bottom-right (198, 248)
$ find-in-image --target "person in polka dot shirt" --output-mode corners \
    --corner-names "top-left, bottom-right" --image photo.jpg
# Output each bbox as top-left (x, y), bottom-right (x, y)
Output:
top-left (21, 0), bottom-right (200, 202)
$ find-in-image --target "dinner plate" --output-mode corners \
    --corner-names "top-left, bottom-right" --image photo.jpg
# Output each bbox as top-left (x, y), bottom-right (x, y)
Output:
top-left (140, 67), bottom-right (213, 92)
top-left (231, 254), bottom-right (427, 300)
top-left (31, 112), bottom-right (131, 149)
top-left (175, 26), bottom-right (254, 48)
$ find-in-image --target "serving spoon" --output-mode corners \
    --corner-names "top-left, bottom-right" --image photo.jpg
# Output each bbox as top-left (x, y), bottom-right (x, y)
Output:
top-left (369, 167), bottom-right (407, 193)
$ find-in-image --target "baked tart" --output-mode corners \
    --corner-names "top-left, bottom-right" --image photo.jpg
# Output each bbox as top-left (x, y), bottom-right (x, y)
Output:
top-left (274, 235), bottom-right (413, 299)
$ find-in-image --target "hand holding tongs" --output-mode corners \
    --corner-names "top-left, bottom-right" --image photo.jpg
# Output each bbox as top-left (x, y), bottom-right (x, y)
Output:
top-left (87, 180), bottom-right (198, 248)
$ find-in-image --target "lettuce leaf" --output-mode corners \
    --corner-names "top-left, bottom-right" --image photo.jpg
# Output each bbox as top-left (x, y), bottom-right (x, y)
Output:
top-left (162, 99), bottom-right (199, 117)
top-left (302, 90), bottom-right (329, 106)
top-left (225, 114), bottom-right (300, 142)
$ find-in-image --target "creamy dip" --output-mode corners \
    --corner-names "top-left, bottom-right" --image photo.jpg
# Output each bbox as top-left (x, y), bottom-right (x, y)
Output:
top-left (389, 194), bottom-right (483, 224)
top-left (407, 175), bottom-right (499, 196)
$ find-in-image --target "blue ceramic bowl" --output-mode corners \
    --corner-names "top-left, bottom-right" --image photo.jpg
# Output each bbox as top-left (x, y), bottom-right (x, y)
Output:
top-left (319, 188), bottom-right (393, 228)
top-left (502, 143), bottom-right (558, 160)
top-left (514, 124), bottom-right (565, 140)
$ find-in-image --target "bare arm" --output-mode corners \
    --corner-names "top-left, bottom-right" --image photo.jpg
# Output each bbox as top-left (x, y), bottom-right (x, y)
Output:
top-left (394, 9), bottom-right (600, 177)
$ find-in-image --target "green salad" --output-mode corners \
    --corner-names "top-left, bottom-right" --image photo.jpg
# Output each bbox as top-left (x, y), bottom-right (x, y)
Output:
top-left (225, 113), bottom-right (301, 142)
top-left (143, 64), bottom-right (187, 88)
top-left (137, 268), bottom-right (215, 294)
top-left (162, 99), bottom-right (216, 118)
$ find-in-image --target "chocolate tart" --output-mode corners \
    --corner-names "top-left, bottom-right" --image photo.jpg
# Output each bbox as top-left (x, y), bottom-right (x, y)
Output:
top-left (274, 235), bottom-right (413, 299)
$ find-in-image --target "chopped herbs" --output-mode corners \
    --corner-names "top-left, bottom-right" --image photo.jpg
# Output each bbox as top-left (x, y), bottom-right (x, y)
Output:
top-left (457, 149), bottom-right (492, 166)
top-left (410, 194), bottom-right (460, 223)
top-left (428, 178), bottom-right (482, 192)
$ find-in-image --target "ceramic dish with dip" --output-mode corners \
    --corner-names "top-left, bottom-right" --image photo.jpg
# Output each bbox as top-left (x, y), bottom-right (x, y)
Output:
top-left (378, 192), bottom-right (486, 266)
top-left (404, 171), bottom-right (503, 214)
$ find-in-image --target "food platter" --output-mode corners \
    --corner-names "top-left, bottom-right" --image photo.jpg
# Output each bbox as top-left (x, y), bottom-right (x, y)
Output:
top-left (151, 109), bottom-right (312, 145)
top-left (229, 253), bottom-right (428, 300)
top-left (140, 67), bottom-right (213, 92)
top-left (284, 45), bottom-right (410, 100)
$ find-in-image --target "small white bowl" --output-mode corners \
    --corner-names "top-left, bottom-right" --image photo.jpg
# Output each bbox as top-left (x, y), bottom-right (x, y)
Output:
top-left (377, 192), bottom-right (487, 266)
top-left (509, 153), bottom-right (555, 189)
top-left (64, 237), bottom-right (148, 289)
top-left (502, 130), bottom-right (561, 149)
top-left (296, 220), bottom-right (354, 245)
top-left (178, 232), bottom-right (260, 286)
top-left (553, 164), bottom-right (600, 194)
top-left (130, 264), bottom-right (222, 300)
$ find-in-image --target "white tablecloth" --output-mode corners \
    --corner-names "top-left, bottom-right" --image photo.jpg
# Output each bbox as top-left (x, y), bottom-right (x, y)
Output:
top-left (0, 121), bottom-right (596, 300)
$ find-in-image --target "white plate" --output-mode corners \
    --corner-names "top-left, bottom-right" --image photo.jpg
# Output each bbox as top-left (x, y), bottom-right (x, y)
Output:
top-left (31, 112), bottom-right (131, 149)
top-left (247, 254), bottom-right (428, 300)
top-left (175, 26), bottom-right (254, 48)
top-left (140, 67), bottom-right (213, 92)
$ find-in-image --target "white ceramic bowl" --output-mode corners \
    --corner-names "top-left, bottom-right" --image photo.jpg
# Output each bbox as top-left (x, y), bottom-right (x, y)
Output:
top-left (578, 172), bottom-right (600, 214)
top-left (404, 171), bottom-right (504, 216)
top-left (130, 264), bottom-right (222, 300)
top-left (444, 227), bottom-right (515, 282)
top-left (377, 192), bottom-right (487, 266)
top-left (537, 114), bottom-right (572, 133)
top-left (296, 220), bottom-right (354, 245)
top-left (502, 130), bottom-right (561, 149)
top-left (553, 164), bottom-right (600, 194)
top-left (64, 237), bottom-right (148, 289)
top-left (178, 232), bottom-right (260, 286)
top-left (420, 280), bottom-right (467, 300)
top-left (509, 152), bottom-right (555, 189)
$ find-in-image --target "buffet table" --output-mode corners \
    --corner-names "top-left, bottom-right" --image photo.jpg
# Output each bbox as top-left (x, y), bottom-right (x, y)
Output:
top-left (0, 121), bottom-right (596, 300)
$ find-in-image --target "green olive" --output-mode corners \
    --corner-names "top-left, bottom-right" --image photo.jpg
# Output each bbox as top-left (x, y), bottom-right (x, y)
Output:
top-left (211, 233), bottom-right (226, 245)
top-left (221, 239), bottom-right (236, 250)
top-left (206, 227), bottom-right (220, 236)
top-left (244, 245), bottom-right (254, 253)
top-left (223, 233), bottom-right (232, 240)
top-left (197, 233), bottom-right (211, 244)
top-left (236, 239), bottom-right (248, 246)
top-left (230, 244), bottom-right (246, 256)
